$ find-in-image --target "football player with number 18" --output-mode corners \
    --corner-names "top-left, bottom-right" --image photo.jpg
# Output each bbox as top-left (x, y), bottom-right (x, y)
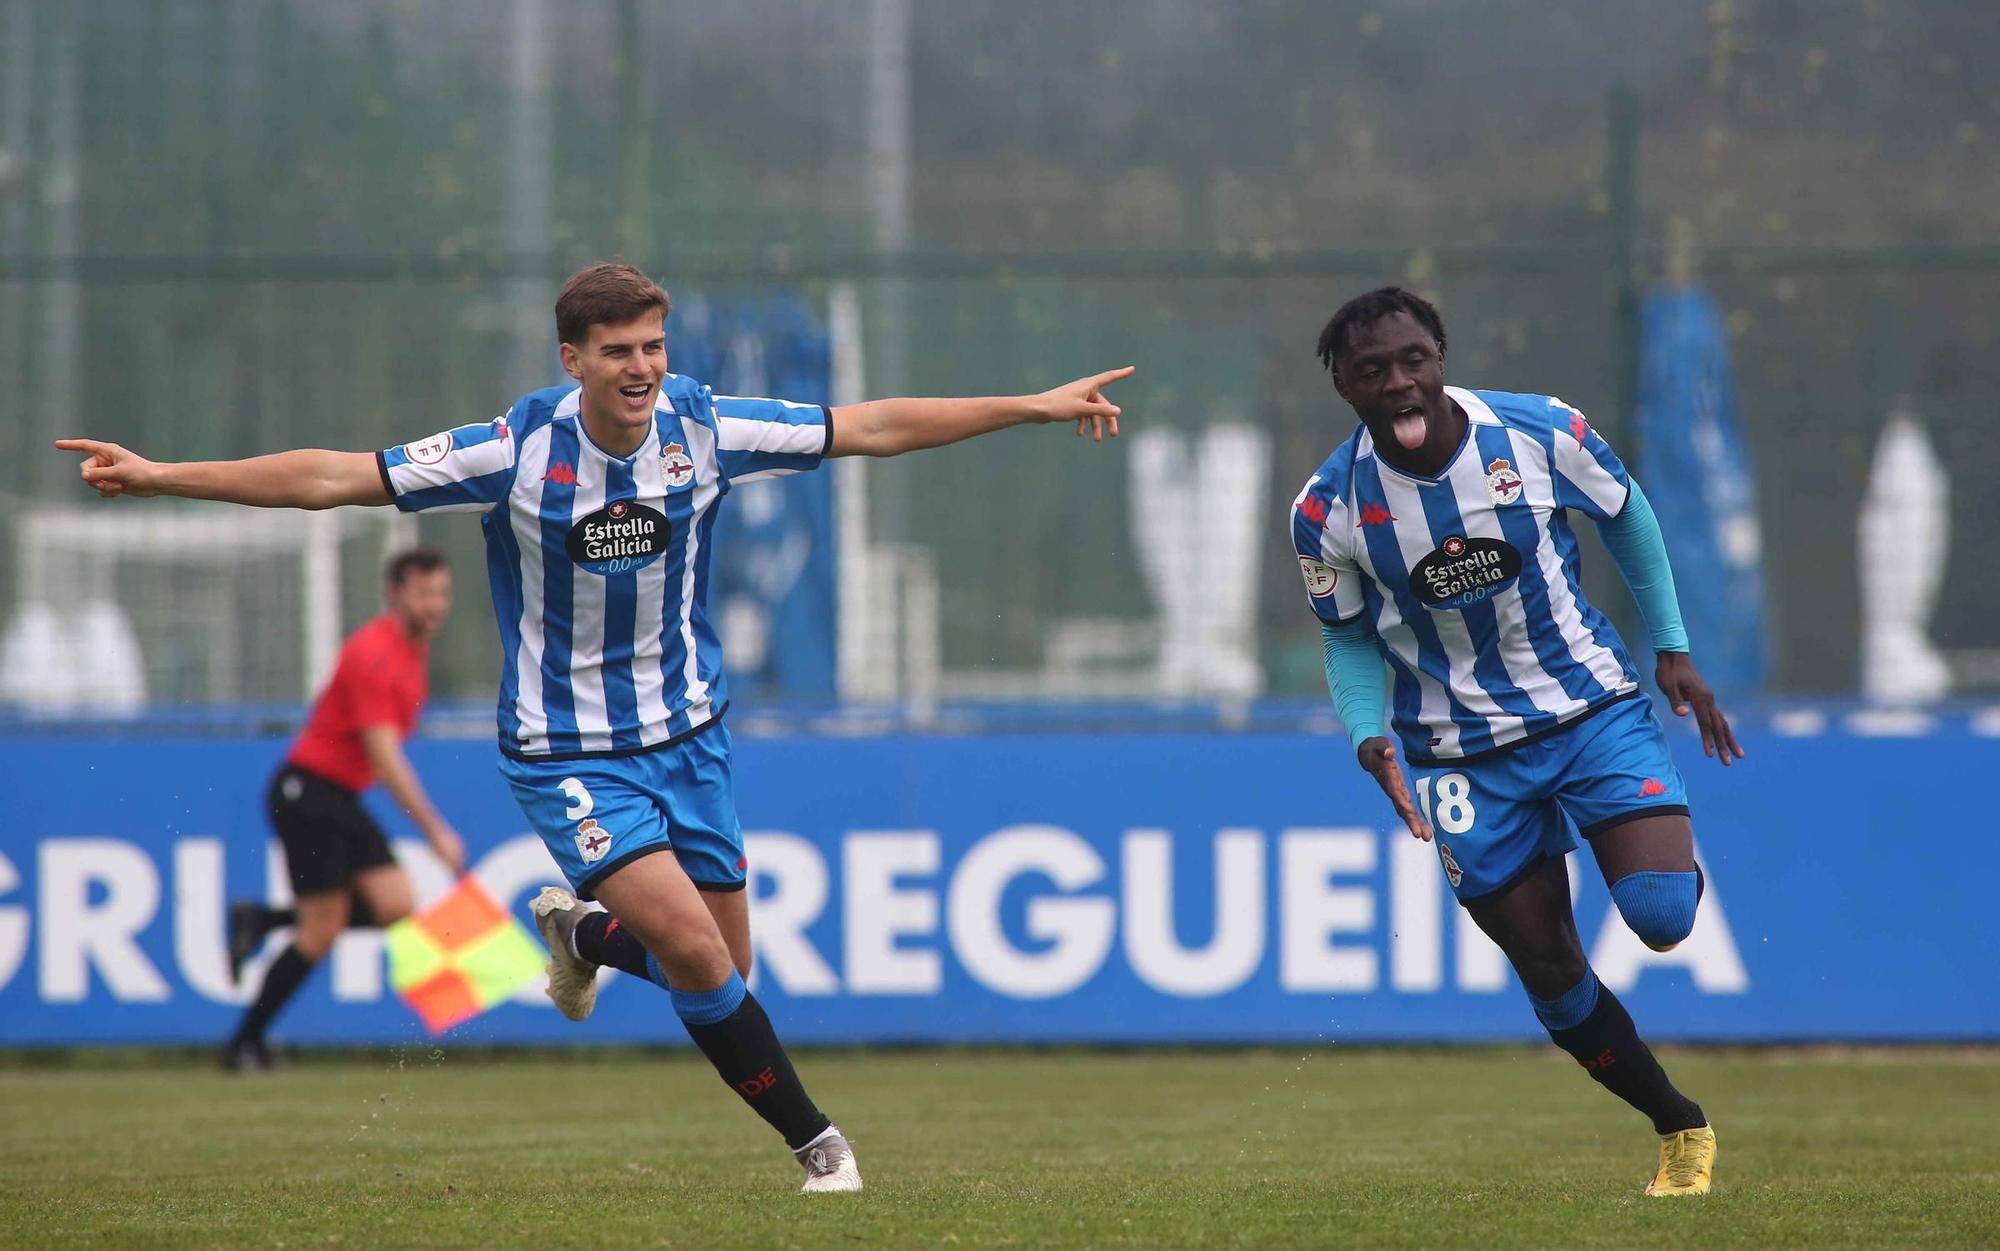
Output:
top-left (1290, 287), bottom-right (1744, 1196)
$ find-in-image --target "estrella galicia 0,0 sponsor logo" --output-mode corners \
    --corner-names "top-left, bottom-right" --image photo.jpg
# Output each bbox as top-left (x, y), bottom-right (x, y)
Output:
top-left (565, 498), bottom-right (671, 576)
top-left (1411, 535), bottom-right (1522, 609)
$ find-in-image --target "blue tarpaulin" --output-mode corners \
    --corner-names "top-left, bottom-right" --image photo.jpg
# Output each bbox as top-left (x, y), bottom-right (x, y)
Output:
top-left (1634, 288), bottom-right (1770, 692)
top-left (669, 293), bottom-right (839, 701)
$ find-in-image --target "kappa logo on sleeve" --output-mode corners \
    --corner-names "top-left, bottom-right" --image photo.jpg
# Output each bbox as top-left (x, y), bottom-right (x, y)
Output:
top-left (1550, 396), bottom-right (1590, 445)
top-left (404, 431), bottom-right (454, 466)
top-left (1298, 555), bottom-right (1340, 598)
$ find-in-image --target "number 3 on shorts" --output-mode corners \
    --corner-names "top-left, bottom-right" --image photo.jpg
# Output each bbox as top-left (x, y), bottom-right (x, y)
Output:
top-left (1415, 772), bottom-right (1476, 835)
top-left (559, 777), bottom-right (594, 820)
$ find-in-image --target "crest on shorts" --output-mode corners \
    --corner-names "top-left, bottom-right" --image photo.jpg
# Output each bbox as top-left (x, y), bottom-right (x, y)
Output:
top-left (660, 441), bottom-right (695, 489)
top-left (1438, 841), bottom-right (1464, 888)
top-left (574, 818), bottom-right (612, 865)
top-left (1486, 458), bottom-right (1524, 506)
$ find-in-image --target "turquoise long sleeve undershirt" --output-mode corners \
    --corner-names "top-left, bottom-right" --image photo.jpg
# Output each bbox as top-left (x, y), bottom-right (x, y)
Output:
top-left (1318, 480), bottom-right (1688, 752)
top-left (1320, 617), bottom-right (1388, 751)
top-left (1596, 480), bottom-right (1689, 654)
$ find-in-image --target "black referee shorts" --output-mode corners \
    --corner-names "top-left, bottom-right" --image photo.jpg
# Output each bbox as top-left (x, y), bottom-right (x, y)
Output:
top-left (266, 764), bottom-right (398, 897)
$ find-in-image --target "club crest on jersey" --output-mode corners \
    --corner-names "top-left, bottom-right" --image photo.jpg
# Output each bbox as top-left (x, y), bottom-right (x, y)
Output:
top-left (574, 818), bottom-right (612, 865)
top-left (1411, 534), bottom-right (1523, 609)
top-left (566, 498), bottom-right (672, 577)
top-left (1298, 555), bottom-right (1339, 598)
top-left (1486, 458), bottom-right (1524, 506)
top-left (660, 441), bottom-right (695, 489)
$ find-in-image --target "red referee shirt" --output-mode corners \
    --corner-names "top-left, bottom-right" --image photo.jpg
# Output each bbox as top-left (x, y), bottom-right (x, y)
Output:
top-left (286, 613), bottom-right (430, 793)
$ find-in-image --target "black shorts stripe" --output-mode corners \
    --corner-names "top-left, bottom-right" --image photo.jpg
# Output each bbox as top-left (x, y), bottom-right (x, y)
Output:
top-left (1580, 804), bottom-right (1692, 839)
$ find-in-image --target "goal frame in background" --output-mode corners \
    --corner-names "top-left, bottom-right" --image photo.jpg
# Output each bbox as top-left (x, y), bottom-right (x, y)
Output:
top-left (3, 502), bottom-right (413, 715)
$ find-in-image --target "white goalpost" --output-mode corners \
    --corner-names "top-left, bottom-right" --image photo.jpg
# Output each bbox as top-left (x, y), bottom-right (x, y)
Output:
top-left (2, 501), bottom-right (413, 715)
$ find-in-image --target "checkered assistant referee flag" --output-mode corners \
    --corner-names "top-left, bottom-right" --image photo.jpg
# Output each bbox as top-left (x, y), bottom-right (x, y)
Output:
top-left (385, 878), bottom-right (547, 1034)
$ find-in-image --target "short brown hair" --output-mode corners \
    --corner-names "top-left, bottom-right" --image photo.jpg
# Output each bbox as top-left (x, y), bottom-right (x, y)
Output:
top-left (554, 263), bottom-right (671, 346)
top-left (386, 547), bottom-right (448, 587)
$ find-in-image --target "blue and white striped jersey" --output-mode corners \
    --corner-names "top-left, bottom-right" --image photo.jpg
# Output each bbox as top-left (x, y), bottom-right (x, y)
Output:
top-left (1291, 386), bottom-right (1641, 763)
top-left (377, 375), bottom-right (830, 759)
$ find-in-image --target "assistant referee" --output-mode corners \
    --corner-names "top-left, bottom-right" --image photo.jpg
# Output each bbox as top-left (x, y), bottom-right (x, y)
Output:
top-left (221, 548), bottom-right (467, 1071)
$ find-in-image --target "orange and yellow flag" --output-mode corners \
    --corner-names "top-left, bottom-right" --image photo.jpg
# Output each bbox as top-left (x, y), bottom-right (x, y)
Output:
top-left (385, 878), bottom-right (546, 1034)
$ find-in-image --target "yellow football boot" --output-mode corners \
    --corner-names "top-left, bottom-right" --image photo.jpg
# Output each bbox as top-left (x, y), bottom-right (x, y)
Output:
top-left (1645, 1124), bottom-right (1717, 1196)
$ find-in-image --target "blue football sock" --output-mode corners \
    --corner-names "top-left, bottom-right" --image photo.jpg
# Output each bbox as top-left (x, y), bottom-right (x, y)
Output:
top-left (1610, 870), bottom-right (1701, 950)
top-left (1528, 971), bottom-right (1601, 1032)
top-left (669, 968), bottom-right (747, 1025)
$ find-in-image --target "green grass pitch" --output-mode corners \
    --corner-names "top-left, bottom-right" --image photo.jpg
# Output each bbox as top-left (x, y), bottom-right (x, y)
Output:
top-left (2, 1048), bottom-right (1995, 1249)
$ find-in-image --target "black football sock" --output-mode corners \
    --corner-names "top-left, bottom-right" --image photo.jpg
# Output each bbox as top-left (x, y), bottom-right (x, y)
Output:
top-left (1541, 977), bottom-right (1705, 1134)
top-left (232, 904), bottom-right (296, 942)
top-left (674, 973), bottom-right (832, 1151)
top-left (572, 911), bottom-right (655, 982)
top-left (230, 944), bottom-right (317, 1044)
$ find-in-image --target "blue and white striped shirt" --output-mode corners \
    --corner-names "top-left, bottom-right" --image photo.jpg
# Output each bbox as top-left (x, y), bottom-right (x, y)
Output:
top-left (1290, 386), bottom-right (1641, 763)
top-left (377, 375), bottom-right (830, 759)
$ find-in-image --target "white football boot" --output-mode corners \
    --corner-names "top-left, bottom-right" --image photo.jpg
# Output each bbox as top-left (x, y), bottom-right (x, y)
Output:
top-left (796, 1126), bottom-right (864, 1193)
top-left (529, 886), bottom-right (599, 1022)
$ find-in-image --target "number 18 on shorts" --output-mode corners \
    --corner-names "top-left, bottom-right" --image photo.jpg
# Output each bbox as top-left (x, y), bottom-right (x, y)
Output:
top-left (1407, 697), bottom-right (1690, 902)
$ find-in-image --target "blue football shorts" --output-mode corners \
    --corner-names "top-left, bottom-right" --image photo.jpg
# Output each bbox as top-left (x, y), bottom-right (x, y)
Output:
top-left (499, 723), bottom-right (747, 899)
top-left (1405, 695), bottom-right (1690, 904)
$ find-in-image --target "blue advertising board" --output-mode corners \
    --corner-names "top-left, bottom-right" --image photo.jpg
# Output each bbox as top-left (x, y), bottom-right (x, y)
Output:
top-left (1, 714), bottom-right (1994, 1046)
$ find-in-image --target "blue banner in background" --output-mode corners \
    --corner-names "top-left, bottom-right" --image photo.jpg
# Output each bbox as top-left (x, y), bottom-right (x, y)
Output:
top-left (670, 293), bottom-right (838, 701)
top-left (2, 717), bottom-right (1994, 1046)
top-left (1635, 288), bottom-right (1770, 691)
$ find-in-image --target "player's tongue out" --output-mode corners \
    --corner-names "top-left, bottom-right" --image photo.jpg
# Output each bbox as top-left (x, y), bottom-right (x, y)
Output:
top-left (1391, 403), bottom-right (1428, 450)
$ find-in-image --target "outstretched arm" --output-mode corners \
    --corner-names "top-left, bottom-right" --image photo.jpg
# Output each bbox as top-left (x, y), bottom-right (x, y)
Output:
top-left (828, 366), bottom-right (1133, 458)
top-left (54, 439), bottom-right (389, 510)
top-left (1597, 480), bottom-right (1745, 765)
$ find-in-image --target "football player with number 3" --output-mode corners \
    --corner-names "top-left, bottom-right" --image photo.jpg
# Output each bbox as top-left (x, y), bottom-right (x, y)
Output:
top-left (1289, 288), bottom-right (1744, 1196)
top-left (59, 262), bottom-right (1133, 1194)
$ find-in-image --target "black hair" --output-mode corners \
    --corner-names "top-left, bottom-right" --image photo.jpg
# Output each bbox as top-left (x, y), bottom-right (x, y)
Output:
top-left (1315, 287), bottom-right (1448, 374)
top-left (386, 546), bottom-right (448, 587)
